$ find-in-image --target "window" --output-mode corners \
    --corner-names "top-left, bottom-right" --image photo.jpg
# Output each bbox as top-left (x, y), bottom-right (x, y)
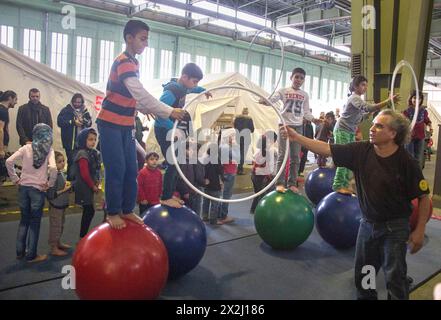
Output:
top-left (139, 47), bottom-right (155, 81)
top-left (225, 60), bottom-right (235, 72)
top-left (304, 75), bottom-right (311, 93)
top-left (251, 65), bottom-right (260, 85)
top-left (75, 36), bottom-right (92, 84)
top-left (160, 49), bottom-right (173, 78)
top-left (263, 67), bottom-right (273, 93)
top-left (336, 81), bottom-right (342, 100)
top-left (321, 78), bottom-right (328, 101)
top-left (343, 82), bottom-right (349, 97)
top-left (99, 40), bottom-right (115, 83)
top-left (0, 25), bottom-right (13, 48)
top-left (239, 63), bottom-right (248, 77)
top-left (312, 76), bottom-right (319, 100)
top-left (274, 69), bottom-right (282, 89)
top-left (23, 29), bottom-right (41, 62)
top-left (211, 58), bottom-right (222, 74)
top-left (195, 55), bottom-right (207, 74)
top-left (179, 52), bottom-right (191, 72)
top-left (50, 33), bottom-right (68, 74)
top-left (329, 80), bottom-right (335, 100)
top-left (285, 71), bottom-right (292, 88)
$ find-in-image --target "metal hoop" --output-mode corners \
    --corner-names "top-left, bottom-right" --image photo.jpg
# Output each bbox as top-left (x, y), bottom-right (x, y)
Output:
top-left (170, 85), bottom-right (289, 203)
top-left (244, 27), bottom-right (285, 100)
top-left (390, 60), bottom-right (419, 131)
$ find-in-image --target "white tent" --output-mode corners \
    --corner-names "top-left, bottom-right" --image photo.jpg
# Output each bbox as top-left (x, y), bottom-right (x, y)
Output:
top-left (148, 72), bottom-right (282, 161)
top-left (0, 44), bottom-right (104, 153)
top-left (92, 72), bottom-right (282, 161)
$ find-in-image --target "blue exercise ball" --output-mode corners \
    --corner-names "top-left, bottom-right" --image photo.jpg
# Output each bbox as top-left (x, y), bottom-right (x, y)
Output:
top-left (315, 192), bottom-right (362, 249)
top-left (142, 205), bottom-right (207, 279)
top-left (304, 167), bottom-right (336, 205)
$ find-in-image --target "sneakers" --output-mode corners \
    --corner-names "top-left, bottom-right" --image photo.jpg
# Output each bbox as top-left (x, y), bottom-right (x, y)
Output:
top-left (50, 247), bottom-right (68, 257)
top-left (27, 254), bottom-right (48, 263)
top-left (218, 216), bottom-right (235, 224)
top-left (58, 243), bottom-right (72, 250)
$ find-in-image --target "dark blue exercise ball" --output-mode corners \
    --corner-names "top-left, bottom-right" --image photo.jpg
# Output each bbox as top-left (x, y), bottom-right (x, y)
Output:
top-left (315, 192), bottom-right (362, 249)
top-left (304, 167), bottom-right (336, 205)
top-left (142, 205), bottom-right (207, 279)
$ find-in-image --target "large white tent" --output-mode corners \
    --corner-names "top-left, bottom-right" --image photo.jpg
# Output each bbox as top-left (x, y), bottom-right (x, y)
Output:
top-left (0, 44), bottom-right (104, 153)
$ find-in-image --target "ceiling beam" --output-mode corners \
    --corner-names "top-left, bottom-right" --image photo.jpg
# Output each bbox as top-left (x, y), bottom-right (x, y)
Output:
top-left (146, 0), bottom-right (350, 56)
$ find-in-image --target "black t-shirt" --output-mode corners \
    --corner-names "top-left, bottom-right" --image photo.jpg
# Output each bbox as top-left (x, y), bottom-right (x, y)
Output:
top-left (330, 141), bottom-right (430, 222)
top-left (0, 104), bottom-right (9, 146)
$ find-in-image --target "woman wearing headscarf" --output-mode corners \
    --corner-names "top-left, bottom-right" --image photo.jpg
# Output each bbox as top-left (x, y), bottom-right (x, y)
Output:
top-left (6, 123), bottom-right (57, 263)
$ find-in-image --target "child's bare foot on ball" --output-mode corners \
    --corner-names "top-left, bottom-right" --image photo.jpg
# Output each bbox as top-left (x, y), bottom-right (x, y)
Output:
top-left (121, 213), bottom-right (144, 225)
top-left (172, 196), bottom-right (185, 204)
top-left (161, 198), bottom-right (183, 208)
top-left (276, 185), bottom-right (286, 193)
top-left (336, 187), bottom-right (353, 195)
top-left (107, 215), bottom-right (126, 229)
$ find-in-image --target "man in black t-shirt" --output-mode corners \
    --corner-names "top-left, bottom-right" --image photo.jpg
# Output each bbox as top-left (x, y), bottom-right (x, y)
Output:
top-left (282, 109), bottom-right (431, 300)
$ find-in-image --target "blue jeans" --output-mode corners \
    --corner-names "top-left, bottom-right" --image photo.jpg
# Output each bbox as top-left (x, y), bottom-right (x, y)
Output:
top-left (98, 124), bottom-right (138, 215)
top-left (17, 186), bottom-right (45, 260)
top-left (202, 189), bottom-right (221, 223)
top-left (189, 188), bottom-right (202, 215)
top-left (406, 139), bottom-right (424, 169)
top-left (155, 126), bottom-right (179, 200)
top-left (354, 218), bottom-right (410, 300)
top-left (276, 125), bottom-right (303, 187)
top-left (219, 174), bottom-right (235, 219)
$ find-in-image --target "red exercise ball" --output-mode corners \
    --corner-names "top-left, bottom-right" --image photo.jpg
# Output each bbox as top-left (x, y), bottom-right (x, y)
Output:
top-left (410, 197), bottom-right (433, 231)
top-left (72, 220), bottom-right (169, 300)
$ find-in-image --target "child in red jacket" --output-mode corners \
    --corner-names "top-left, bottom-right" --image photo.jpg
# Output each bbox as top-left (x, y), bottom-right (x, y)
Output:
top-left (137, 152), bottom-right (162, 217)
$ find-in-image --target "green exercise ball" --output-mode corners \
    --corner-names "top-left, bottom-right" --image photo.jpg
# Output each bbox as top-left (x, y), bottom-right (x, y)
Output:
top-left (254, 190), bottom-right (314, 250)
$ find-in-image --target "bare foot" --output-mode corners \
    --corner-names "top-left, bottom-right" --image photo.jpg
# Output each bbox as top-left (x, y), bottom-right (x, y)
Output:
top-left (161, 198), bottom-right (183, 208)
top-left (51, 247), bottom-right (68, 257)
top-left (336, 188), bottom-right (353, 195)
top-left (172, 196), bottom-right (185, 204)
top-left (27, 254), bottom-right (48, 263)
top-left (107, 215), bottom-right (127, 229)
top-left (288, 185), bottom-right (299, 193)
top-left (58, 243), bottom-right (72, 250)
top-left (276, 185), bottom-right (286, 193)
top-left (121, 212), bottom-right (144, 225)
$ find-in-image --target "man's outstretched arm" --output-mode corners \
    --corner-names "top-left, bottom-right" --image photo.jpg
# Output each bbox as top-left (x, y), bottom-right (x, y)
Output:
top-left (282, 126), bottom-right (332, 157)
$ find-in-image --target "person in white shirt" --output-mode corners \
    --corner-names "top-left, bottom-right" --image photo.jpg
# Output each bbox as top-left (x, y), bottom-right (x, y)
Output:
top-left (260, 67), bottom-right (318, 193)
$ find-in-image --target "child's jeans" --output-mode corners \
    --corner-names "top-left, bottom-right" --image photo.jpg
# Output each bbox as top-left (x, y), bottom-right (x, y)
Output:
top-left (48, 205), bottom-right (66, 247)
top-left (17, 186), bottom-right (45, 260)
top-left (219, 174), bottom-right (236, 219)
top-left (333, 128), bottom-right (355, 190)
top-left (98, 124), bottom-right (138, 215)
top-left (251, 174), bottom-right (273, 213)
top-left (202, 189), bottom-right (221, 224)
top-left (355, 218), bottom-right (410, 300)
top-left (80, 204), bottom-right (95, 238)
top-left (154, 126), bottom-right (179, 201)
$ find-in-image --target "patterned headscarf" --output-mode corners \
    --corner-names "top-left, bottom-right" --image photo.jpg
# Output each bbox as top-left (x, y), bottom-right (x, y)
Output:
top-left (32, 123), bottom-right (53, 169)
